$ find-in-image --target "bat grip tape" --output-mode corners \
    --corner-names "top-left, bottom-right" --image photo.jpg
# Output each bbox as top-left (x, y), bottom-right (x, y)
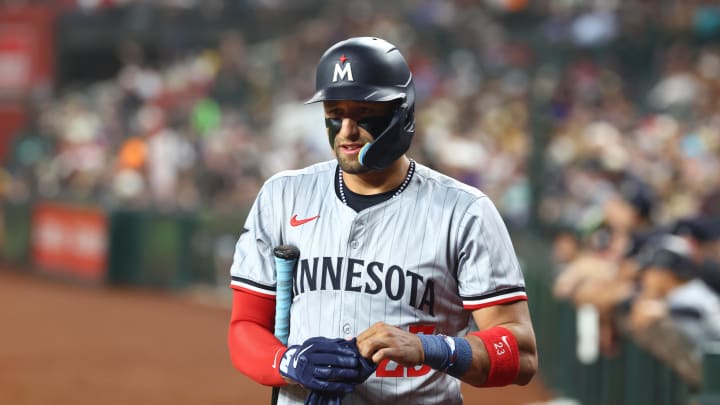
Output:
top-left (273, 256), bottom-right (295, 346)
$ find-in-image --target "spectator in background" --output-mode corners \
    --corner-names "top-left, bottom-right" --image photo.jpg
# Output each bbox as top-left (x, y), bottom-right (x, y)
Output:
top-left (549, 225), bottom-right (582, 272)
top-left (114, 129), bottom-right (148, 205)
top-left (673, 216), bottom-right (720, 261)
top-left (5, 103), bottom-right (56, 200)
top-left (699, 260), bottom-right (720, 296)
top-left (209, 31), bottom-right (253, 113)
top-left (673, 216), bottom-right (720, 293)
top-left (629, 234), bottom-right (720, 356)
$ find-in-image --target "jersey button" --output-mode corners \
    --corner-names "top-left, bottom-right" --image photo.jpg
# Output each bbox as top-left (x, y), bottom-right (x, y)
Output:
top-left (350, 240), bottom-right (359, 249)
top-left (342, 323), bottom-right (352, 337)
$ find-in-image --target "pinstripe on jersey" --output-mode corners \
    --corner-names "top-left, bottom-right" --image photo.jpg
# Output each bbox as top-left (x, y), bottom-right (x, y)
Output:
top-left (230, 159), bottom-right (527, 405)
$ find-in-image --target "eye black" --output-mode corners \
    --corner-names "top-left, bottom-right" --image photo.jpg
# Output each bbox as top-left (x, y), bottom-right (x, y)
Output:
top-left (326, 118), bottom-right (342, 129)
top-left (357, 115), bottom-right (394, 138)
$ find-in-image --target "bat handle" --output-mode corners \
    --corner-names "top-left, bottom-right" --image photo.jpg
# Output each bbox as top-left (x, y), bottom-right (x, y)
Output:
top-left (274, 256), bottom-right (295, 346)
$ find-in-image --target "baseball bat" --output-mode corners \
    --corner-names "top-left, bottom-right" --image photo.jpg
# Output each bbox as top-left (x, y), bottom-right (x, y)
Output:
top-left (271, 244), bottom-right (300, 405)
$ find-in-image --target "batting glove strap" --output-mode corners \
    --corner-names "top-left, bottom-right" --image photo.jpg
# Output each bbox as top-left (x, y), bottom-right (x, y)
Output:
top-left (418, 334), bottom-right (472, 378)
top-left (446, 336), bottom-right (472, 378)
top-left (279, 337), bottom-right (361, 394)
top-left (418, 334), bottom-right (450, 370)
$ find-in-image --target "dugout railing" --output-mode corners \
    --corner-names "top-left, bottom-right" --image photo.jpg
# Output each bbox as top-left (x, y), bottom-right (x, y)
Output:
top-left (1, 201), bottom-right (718, 404)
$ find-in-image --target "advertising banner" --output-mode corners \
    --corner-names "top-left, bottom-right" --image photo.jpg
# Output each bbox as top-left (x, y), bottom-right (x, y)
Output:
top-left (0, 6), bottom-right (54, 98)
top-left (31, 203), bottom-right (108, 282)
top-left (0, 26), bottom-right (34, 93)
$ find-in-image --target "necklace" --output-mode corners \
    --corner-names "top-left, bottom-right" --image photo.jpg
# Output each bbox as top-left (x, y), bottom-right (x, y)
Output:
top-left (338, 160), bottom-right (416, 206)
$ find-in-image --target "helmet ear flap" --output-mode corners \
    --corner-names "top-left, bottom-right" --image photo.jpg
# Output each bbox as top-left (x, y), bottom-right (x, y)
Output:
top-left (358, 107), bottom-right (412, 170)
top-left (402, 101), bottom-right (415, 134)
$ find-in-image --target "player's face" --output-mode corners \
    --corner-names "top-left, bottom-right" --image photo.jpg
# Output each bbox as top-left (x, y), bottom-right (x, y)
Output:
top-left (323, 100), bottom-right (395, 174)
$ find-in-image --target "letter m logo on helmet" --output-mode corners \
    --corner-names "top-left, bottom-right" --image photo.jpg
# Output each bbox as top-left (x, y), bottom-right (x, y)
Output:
top-left (332, 61), bottom-right (354, 82)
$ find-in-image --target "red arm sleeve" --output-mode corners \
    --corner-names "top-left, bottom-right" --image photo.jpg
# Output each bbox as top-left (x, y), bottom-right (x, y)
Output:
top-left (227, 287), bottom-right (288, 386)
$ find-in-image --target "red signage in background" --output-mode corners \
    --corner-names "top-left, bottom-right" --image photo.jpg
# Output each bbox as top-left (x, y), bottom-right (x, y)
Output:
top-left (0, 105), bottom-right (25, 160)
top-left (32, 203), bottom-right (108, 283)
top-left (0, 26), bottom-right (34, 94)
top-left (0, 6), bottom-right (56, 162)
top-left (0, 6), bottom-right (55, 98)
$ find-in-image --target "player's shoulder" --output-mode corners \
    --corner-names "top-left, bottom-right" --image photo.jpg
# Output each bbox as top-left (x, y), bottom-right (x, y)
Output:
top-left (414, 161), bottom-right (487, 201)
top-left (262, 160), bottom-right (336, 189)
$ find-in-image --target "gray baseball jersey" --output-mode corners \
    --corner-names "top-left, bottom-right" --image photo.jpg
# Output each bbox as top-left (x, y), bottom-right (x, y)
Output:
top-left (230, 160), bottom-right (527, 405)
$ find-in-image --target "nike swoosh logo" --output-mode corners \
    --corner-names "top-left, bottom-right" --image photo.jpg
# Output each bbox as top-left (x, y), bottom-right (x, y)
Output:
top-left (501, 335), bottom-right (511, 353)
top-left (290, 214), bottom-right (320, 227)
top-left (293, 344), bottom-right (314, 368)
top-left (272, 348), bottom-right (283, 369)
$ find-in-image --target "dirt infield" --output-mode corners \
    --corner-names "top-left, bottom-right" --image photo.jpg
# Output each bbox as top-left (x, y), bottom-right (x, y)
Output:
top-left (0, 270), bottom-right (555, 405)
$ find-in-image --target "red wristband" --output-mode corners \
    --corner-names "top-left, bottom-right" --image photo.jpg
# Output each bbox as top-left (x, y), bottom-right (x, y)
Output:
top-left (470, 326), bottom-right (520, 387)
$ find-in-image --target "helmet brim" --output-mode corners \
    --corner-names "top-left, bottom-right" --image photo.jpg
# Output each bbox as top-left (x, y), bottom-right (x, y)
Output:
top-left (305, 84), bottom-right (406, 104)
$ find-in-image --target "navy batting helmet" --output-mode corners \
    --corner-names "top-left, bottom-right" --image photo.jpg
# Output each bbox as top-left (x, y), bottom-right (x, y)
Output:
top-left (306, 37), bottom-right (415, 170)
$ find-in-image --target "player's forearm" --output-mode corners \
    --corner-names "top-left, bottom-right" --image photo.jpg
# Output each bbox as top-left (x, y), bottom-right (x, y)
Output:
top-left (228, 319), bottom-right (287, 386)
top-left (227, 288), bottom-right (287, 386)
top-left (462, 323), bottom-right (537, 387)
top-left (513, 324), bottom-right (539, 385)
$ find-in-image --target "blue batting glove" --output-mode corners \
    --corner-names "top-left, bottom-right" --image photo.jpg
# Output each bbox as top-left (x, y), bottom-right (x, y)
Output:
top-left (280, 337), bottom-right (361, 393)
top-left (346, 338), bottom-right (377, 383)
top-left (305, 390), bottom-right (344, 405)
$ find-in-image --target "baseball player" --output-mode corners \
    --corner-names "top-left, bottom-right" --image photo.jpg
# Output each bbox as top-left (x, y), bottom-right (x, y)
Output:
top-left (228, 37), bottom-right (538, 404)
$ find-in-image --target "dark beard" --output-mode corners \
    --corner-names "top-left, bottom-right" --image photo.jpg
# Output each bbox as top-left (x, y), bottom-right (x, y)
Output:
top-left (336, 153), bottom-right (371, 174)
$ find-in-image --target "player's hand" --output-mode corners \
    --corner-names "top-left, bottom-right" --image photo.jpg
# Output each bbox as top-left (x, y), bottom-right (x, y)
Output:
top-left (346, 337), bottom-right (377, 383)
top-left (356, 322), bottom-right (424, 366)
top-left (279, 337), bottom-right (361, 393)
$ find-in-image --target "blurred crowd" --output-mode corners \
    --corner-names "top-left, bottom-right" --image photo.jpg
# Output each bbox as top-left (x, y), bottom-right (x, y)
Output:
top-left (2, 0), bottom-right (720, 383)
top-left (535, 3), bottom-right (720, 388)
